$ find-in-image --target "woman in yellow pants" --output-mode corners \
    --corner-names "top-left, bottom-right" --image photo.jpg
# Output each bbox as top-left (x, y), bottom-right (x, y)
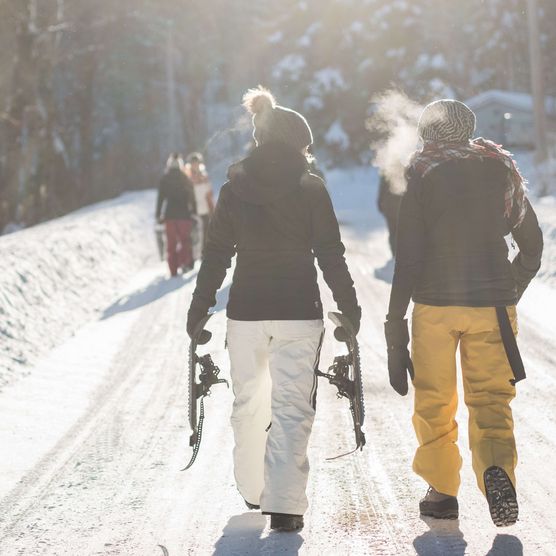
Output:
top-left (385, 99), bottom-right (543, 526)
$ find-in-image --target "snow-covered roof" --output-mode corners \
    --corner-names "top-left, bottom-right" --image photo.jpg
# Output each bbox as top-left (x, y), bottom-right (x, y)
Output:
top-left (465, 89), bottom-right (556, 116)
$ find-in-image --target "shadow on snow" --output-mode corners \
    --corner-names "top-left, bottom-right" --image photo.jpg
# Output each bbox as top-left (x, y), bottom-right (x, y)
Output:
top-left (101, 271), bottom-right (197, 319)
top-left (413, 517), bottom-right (523, 556)
top-left (485, 534), bottom-right (523, 556)
top-left (413, 517), bottom-right (467, 556)
top-left (212, 512), bottom-right (304, 556)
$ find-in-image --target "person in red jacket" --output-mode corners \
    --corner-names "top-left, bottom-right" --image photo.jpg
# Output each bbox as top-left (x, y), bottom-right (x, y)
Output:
top-left (156, 153), bottom-right (197, 277)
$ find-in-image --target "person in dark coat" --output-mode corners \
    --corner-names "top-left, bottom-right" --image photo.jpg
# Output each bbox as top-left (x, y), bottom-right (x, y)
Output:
top-left (156, 153), bottom-right (197, 276)
top-left (377, 173), bottom-right (403, 257)
top-left (187, 87), bottom-right (360, 532)
top-left (384, 99), bottom-right (543, 526)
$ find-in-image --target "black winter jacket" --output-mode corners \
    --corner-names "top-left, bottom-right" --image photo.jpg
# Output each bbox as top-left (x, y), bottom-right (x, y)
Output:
top-left (156, 168), bottom-right (196, 221)
top-left (190, 142), bottom-right (359, 321)
top-left (388, 157), bottom-right (543, 320)
top-left (378, 175), bottom-right (402, 225)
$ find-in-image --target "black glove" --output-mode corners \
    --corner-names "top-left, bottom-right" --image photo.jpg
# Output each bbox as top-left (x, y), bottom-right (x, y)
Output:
top-left (187, 303), bottom-right (211, 345)
top-left (335, 306), bottom-right (362, 342)
top-left (384, 319), bottom-right (414, 396)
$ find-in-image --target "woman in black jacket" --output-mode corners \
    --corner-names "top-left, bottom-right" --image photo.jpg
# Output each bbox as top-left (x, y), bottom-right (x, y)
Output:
top-left (385, 99), bottom-right (543, 527)
top-left (187, 87), bottom-right (360, 532)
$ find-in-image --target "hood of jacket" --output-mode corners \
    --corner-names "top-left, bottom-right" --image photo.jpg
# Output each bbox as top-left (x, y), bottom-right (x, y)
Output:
top-left (228, 142), bottom-right (309, 205)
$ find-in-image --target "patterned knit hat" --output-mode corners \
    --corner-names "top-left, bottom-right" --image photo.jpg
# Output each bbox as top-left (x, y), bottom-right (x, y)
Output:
top-left (242, 86), bottom-right (313, 150)
top-left (418, 99), bottom-right (476, 143)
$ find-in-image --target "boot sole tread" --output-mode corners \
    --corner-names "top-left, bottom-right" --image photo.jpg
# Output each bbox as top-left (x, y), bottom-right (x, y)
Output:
top-left (484, 467), bottom-right (518, 527)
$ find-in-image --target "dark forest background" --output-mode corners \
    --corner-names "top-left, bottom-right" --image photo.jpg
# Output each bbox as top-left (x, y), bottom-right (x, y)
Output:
top-left (1, 0), bottom-right (555, 232)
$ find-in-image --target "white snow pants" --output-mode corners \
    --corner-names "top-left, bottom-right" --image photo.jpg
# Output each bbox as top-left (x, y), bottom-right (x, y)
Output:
top-left (226, 319), bottom-right (324, 515)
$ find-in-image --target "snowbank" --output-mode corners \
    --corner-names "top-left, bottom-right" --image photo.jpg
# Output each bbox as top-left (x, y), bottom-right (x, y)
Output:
top-left (533, 196), bottom-right (556, 288)
top-left (513, 151), bottom-right (556, 286)
top-left (0, 191), bottom-right (157, 389)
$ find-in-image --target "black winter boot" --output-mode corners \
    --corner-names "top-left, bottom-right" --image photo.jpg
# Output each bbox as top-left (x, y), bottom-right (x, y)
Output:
top-left (419, 486), bottom-right (459, 519)
top-left (269, 513), bottom-right (304, 532)
top-left (244, 499), bottom-right (260, 510)
top-left (484, 466), bottom-right (518, 527)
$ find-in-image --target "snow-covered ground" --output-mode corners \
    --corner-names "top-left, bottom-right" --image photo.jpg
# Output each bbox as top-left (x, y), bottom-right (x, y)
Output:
top-left (0, 167), bottom-right (555, 555)
top-left (514, 150), bottom-right (556, 287)
top-left (0, 191), bottom-right (158, 389)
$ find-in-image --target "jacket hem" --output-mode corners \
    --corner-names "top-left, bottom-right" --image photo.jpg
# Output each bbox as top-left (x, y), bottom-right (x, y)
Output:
top-left (412, 295), bottom-right (518, 308)
top-left (226, 308), bottom-right (324, 321)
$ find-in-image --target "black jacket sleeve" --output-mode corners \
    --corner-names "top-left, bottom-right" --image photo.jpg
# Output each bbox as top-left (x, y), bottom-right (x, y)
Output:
top-left (387, 173), bottom-right (425, 321)
top-left (511, 197), bottom-right (543, 300)
top-left (308, 176), bottom-right (359, 316)
top-left (190, 184), bottom-right (236, 313)
top-left (155, 178), bottom-right (166, 220)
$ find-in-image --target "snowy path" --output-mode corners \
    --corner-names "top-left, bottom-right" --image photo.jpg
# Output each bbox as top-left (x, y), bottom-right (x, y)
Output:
top-left (1, 171), bottom-right (556, 555)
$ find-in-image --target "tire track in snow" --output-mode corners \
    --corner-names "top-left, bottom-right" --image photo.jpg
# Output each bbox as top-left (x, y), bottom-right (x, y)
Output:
top-left (0, 271), bottom-right (198, 554)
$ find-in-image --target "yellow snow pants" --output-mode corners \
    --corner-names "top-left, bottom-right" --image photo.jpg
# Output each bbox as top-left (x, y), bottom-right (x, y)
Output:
top-left (411, 303), bottom-right (518, 497)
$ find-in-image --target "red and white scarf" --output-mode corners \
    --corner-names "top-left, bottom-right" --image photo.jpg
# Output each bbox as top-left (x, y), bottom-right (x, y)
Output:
top-left (408, 138), bottom-right (527, 228)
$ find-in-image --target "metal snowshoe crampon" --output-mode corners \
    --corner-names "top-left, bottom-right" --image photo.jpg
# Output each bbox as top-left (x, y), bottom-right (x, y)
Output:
top-left (182, 314), bottom-right (228, 470)
top-left (317, 311), bottom-right (366, 458)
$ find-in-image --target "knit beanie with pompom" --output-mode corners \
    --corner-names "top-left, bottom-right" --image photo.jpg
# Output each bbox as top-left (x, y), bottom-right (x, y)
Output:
top-left (418, 99), bottom-right (476, 144)
top-left (242, 86), bottom-right (313, 150)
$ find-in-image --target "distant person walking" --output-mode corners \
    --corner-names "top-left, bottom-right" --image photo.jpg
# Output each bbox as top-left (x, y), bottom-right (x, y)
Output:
top-left (384, 99), bottom-right (543, 526)
top-left (377, 173), bottom-right (403, 257)
top-left (156, 153), bottom-right (197, 277)
top-left (184, 152), bottom-right (214, 254)
top-left (187, 87), bottom-right (360, 532)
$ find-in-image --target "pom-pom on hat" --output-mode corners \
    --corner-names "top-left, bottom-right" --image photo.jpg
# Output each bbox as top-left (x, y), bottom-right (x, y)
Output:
top-left (418, 99), bottom-right (476, 143)
top-left (242, 86), bottom-right (313, 150)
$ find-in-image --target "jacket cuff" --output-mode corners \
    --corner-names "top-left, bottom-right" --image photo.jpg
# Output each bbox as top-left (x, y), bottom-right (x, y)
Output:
top-left (384, 318), bottom-right (410, 349)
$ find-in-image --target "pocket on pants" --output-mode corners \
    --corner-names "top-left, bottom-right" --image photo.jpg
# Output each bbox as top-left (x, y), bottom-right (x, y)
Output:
top-left (309, 330), bottom-right (325, 409)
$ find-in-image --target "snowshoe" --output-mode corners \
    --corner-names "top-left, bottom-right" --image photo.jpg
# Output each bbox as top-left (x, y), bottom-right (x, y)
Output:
top-left (182, 314), bottom-right (228, 470)
top-left (484, 466), bottom-right (518, 527)
top-left (317, 312), bottom-right (366, 457)
top-left (269, 513), bottom-right (304, 532)
top-left (419, 486), bottom-right (459, 520)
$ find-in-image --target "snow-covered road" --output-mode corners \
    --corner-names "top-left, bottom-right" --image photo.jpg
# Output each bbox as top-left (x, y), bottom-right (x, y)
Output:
top-left (1, 170), bottom-right (555, 555)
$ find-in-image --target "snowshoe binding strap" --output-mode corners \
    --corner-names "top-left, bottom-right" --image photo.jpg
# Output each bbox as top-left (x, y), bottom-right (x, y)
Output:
top-left (317, 350), bottom-right (366, 459)
top-left (182, 354), bottom-right (228, 470)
